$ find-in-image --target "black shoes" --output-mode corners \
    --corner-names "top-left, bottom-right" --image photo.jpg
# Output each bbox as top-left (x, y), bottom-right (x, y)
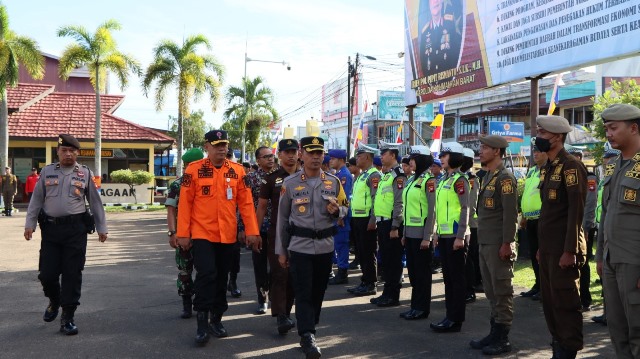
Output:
top-left (181, 295), bottom-right (193, 319)
top-left (300, 332), bottom-right (322, 359)
top-left (43, 301), bottom-right (60, 322)
top-left (228, 273), bottom-right (241, 298)
top-left (399, 309), bottom-right (413, 319)
top-left (59, 308), bottom-right (78, 336)
top-left (465, 293), bottom-right (476, 304)
top-left (347, 282), bottom-right (365, 293)
top-left (209, 312), bottom-right (228, 338)
top-left (404, 309), bottom-right (428, 320)
top-left (195, 311), bottom-right (210, 345)
top-left (352, 283), bottom-right (376, 296)
top-left (328, 268), bottom-right (349, 285)
top-left (256, 302), bottom-right (268, 315)
top-left (520, 287), bottom-right (539, 297)
top-left (348, 260), bottom-right (360, 270)
top-left (591, 314), bottom-right (607, 326)
top-left (376, 297), bottom-right (400, 307)
top-left (277, 314), bottom-right (296, 334)
top-left (430, 318), bottom-right (462, 332)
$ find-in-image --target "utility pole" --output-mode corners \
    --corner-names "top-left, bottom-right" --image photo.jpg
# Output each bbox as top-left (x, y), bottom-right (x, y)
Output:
top-left (346, 56), bottom-right (353, 159)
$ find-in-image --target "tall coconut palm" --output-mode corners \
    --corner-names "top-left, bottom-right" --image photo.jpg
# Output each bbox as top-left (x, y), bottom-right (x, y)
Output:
top-left (0, 3), bottom-right (44, 173)
top-left (223, 76), bottom-right (278, 160)
top-left (58, 19), bottom-right (141, 177)
top-left (142, 35), bottom-right (224, 176)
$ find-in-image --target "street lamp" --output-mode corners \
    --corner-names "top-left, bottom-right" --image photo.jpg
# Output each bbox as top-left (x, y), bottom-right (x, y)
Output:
top-left (242, 52), bottom-right (290, 161)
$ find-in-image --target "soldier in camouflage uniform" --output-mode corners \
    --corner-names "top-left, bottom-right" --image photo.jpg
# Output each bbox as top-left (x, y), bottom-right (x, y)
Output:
top-left (166, 148), bottom-right (204, 319)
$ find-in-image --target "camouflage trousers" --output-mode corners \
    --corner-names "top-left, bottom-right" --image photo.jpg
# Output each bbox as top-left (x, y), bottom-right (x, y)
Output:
top-left (175, 247), bottom-right (194, 297)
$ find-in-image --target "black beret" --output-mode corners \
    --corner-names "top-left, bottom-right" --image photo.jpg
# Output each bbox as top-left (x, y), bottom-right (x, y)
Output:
top-left (58, 134), bottom-right (80, 149)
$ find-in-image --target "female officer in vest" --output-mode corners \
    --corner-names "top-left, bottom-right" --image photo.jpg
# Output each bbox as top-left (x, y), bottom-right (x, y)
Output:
top-left (399, 145), bottom-right (436, 320)
top-left (430, 142), bottom-right (470, 333)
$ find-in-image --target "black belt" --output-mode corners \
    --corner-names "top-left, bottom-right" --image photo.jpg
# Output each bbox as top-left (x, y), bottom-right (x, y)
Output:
top-left (45, 213), bottom-right (84, 225)
top-left (288, 225), bottom-right (337, 239)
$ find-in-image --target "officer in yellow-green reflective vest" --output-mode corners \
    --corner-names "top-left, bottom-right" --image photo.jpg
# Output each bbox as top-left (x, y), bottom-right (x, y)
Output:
top-left (370, 141), bottom-right (406, 307)
top-left (400, 145), bottom-right (436, 321)
top-left (519, 142), bottom-right (547, 301)
top-left (347, 143), bottom-right (382, 297)
top-left (430, 142), bottom-right (470, 334)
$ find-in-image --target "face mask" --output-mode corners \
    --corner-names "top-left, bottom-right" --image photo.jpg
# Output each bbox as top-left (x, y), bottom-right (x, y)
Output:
top-left (534, 137), bottom-right (552, 153)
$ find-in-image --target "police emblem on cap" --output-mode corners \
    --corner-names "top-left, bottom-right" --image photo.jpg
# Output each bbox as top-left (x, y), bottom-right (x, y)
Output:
top-left (312, 138), bottom-right (319, 144)
top-left (287, 140), bottom-right (292, 145)
top-left (58, 137), bottom-right (63, 144)
top-left (217, 132), bottom-right (222, 139)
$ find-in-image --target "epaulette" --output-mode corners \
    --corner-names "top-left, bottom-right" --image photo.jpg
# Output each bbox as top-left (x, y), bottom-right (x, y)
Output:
top-left (392, 166), bottom-right (405, 178)
top-left (266, 166), bottom-right (279, 175)
top-left (324, 171), bottom-right (340, 182)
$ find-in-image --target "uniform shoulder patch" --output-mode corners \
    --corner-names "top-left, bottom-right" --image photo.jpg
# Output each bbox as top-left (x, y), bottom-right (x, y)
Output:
top-left (587, 178), bottom-right (596, 192)
top-left (182, 173), bottom-right (192, 187)
top-left (396, 177), bottom-right (405, 189)
top-left (340, 176), bottom-right (347, 185)
top-left (564, 168), bottom-right (578, 186)
top-left (426, 178), bottom-right (436, 193)
top-left (500, 178), bottom-right (514, 194)
top-left (455, 179), bottom-right (465, 195)
top-left (371, 177), bottom-right (380, 189)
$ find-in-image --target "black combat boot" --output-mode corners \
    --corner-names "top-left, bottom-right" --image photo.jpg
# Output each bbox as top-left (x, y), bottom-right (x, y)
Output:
top-left (469, 318), bottom-right (496, 349)
top-left (43, 300), bottom-right (60, 322)
top-left (209, 312), bottom-right (228, 338)
top-left (59, 307), bottom-right (78, 335)
top-left (556, 345), bottom-right (577, 359)
top-left (277, 314), bottom-right (295, 334)
top-left (181, 295), bottom-right (193, 319)
top-left (300, 332), bottom-right (321, 359)
top-left (6, 209), bottom-right (11, 216)
top-left (195, 311), bottom-right (210, 345)
top-left (328, 268), bottom-right (348, 285)
top-left (482, 323), bottom-right (512, 355)
top-left (551, 338), bottom-right (561, 359)
top-left (228, 272), bottom-right (241, 298)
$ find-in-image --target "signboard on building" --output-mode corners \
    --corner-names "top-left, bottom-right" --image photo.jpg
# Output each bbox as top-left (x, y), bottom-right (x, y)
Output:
top-left (488, 121), bottom-right (525, 142)
top-left (377, 90), bottom-right (434, 121)
top-left (321, 75), bottom-right (364, 122)
top-left (405, 0), bottom-right (640, 106)
top-left (79, 149), bottom-right (114, 158)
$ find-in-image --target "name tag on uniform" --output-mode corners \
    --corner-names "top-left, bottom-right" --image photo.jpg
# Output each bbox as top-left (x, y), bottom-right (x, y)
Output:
top-left (227, 187), bottom-right (233, 200)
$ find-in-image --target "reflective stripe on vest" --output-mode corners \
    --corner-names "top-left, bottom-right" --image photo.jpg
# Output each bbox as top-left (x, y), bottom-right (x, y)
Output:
top-left (403, 173), bottom-right (431, 227)
top-left (595, 179), bottom-right (604, 223)
top-left (436, 172), bottom-right (462, 235)
top-left (351, 167), bottom-right (379, 217)
top-left (521, 167), bottom-right (542, 219)
top-left (374, 169), bottom-right (396, 217)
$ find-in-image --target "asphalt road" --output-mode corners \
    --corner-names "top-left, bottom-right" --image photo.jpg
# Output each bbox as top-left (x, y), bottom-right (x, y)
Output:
top-left (0, 211), bottom-right (615, 358)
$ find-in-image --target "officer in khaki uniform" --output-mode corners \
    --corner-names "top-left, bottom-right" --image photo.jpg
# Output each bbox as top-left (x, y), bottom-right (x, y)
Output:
top-left (536, 116), bottom-right (588, 359)
top-left (471, 135), bottom-right (517, 355)
top-left (370, 141), bottom-right (406, 307)
top-left (276, 136), bottom-right (349, 359)
top-left (24, 134), bottom-right (108, 336)
top-left (2, 166), bottom-right (18, 216)
top-left (596, 104), bottom-right (640, 359)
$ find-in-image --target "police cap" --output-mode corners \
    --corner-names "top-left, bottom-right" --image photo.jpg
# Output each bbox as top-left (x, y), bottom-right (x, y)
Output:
top-left (58, 134), bottom-right (81, 149)
top-left (278, 139), bottom-right (299, 152)
top-left (355, 142), bottom-right (379, 156)
top-left (373, 156), bottom-right (382, 166)
top-left (205, 130), bottom-right (229, 145)
top-left (603, 149), bottom-right (621, 158)
top-left (328, 149), bottom-right (347, 160)
top-left (601, 103), bottom-right (640, 122)
top-left (323, 154), bottom-right (331, 164)
top-left (379, 140), bottom-right (400, 154)
top-left (300, 136), bottom-right (324, 152)
top-left (479, 135), bottom-right (509, 149)
top-left (536, 115), bottom-right (573, 134)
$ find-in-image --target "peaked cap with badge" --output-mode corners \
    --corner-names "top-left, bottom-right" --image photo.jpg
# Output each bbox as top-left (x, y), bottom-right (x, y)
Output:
top-left (300, 136), bottom-right (325, 152)
top-left (205, 130), bottom-right (229, 145)
top-left (440, 141), bottom-right (465, 155)
top-left (355, 142), bottom-right (379, 156)
top-left (379, 140), bottom-right (400, 154)
top-left (278, 138), bottom-right (299, 152)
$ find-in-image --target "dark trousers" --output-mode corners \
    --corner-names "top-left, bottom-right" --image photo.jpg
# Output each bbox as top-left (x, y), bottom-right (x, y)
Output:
top-left (192, 240), bottom-right (233, 314)
top-left (38, 220), bottom-right (88, 310)
top-left (229, 240), bottom-right (241, 275)
top-left (439, 236), bottom-right (467, 322)
top-left (579, 228), bottom-right (595, 307)
top-left (465, 227), bottom-right (481, 295)
top-left (405, 237), bottom-right (433, 312)
top-left (289, 251), bottom-right (333, 336)
top-left (267, 230), bottom-right (294, 317)
top-left (252, 231), bottom-right (269, 305)
top-left (352, 217), bottom-right (378, 284)
top-left (526, 219), bottom-right (541, 290)
top-left (539, 251), bottom-right (583, 351)
top-left (377, 220), bottom-right (403, 300)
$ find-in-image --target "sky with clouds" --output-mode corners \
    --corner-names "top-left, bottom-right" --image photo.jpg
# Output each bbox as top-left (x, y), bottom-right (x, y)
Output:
top-left (7, 0), bottom-right (405, 131)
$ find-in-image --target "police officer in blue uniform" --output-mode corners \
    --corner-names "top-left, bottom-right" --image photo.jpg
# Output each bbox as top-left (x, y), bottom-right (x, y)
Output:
top-left (328, 149), bottom-right (353, 285)
top-left (24, 134), bottom-right (108, 335)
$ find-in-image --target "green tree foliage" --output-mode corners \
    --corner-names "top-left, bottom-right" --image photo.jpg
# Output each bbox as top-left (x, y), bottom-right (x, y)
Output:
top-left (168, 110), bottom-right (211, 150)
top-left (109, 169), bottom-right (154, 203)
top-left (58, 20), bottom-right (141, 176)
top-left (223, 76), bottom-right (278, 159)
top-left (221, 112), bottom-right (273, 155)
top-left (0, 3), bottom-right (45, 172)
top-left (591, 79), bottom-right (640, 163)
top-left (142, 35), bottom-right (224, 176)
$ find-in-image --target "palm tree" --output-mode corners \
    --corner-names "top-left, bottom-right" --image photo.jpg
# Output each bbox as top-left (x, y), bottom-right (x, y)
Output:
top-left (58, 19), bottom-right (141, 177)
top-left (0, 3), bottom-right (44, 173)
top-left (223, 76), bottom-right (278, 160)
top-left (142, 35), bottom-right (224, 176)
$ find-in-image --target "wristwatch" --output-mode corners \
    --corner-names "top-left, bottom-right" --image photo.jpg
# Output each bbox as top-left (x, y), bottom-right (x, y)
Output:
top-left (168, 230), bottom-right (176, 237)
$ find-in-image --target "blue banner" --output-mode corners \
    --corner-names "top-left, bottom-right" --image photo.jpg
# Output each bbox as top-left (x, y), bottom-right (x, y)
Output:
top-left (488, 121), bottom-right (524, 143)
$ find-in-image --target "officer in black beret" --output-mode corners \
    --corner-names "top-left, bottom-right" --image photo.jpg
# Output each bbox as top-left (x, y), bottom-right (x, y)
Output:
top-left (24, 134), bottom-right (108, 335)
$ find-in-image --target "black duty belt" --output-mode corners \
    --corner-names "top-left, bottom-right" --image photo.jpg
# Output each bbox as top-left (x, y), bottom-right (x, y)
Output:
top-left (45, 213), bottom-right (84, 225)
top-left (288, 225), bottom-right (337, 239)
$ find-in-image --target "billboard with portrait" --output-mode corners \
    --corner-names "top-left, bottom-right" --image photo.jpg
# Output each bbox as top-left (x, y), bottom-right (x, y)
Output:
top-left (405, 0), bottom-right (640, 106)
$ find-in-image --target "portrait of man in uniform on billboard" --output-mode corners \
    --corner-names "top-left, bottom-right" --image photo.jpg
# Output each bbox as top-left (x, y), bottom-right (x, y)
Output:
top-left (418, 0), bottom-right (464, 90)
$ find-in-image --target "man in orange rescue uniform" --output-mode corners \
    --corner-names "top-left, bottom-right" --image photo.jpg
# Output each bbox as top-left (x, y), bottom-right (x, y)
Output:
top-left (177, 130), bottom-right (260, 346)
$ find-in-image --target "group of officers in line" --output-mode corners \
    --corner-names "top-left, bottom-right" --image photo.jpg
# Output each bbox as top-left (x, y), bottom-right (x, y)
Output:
top-left (19, 103), bottom-right (640, 359)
